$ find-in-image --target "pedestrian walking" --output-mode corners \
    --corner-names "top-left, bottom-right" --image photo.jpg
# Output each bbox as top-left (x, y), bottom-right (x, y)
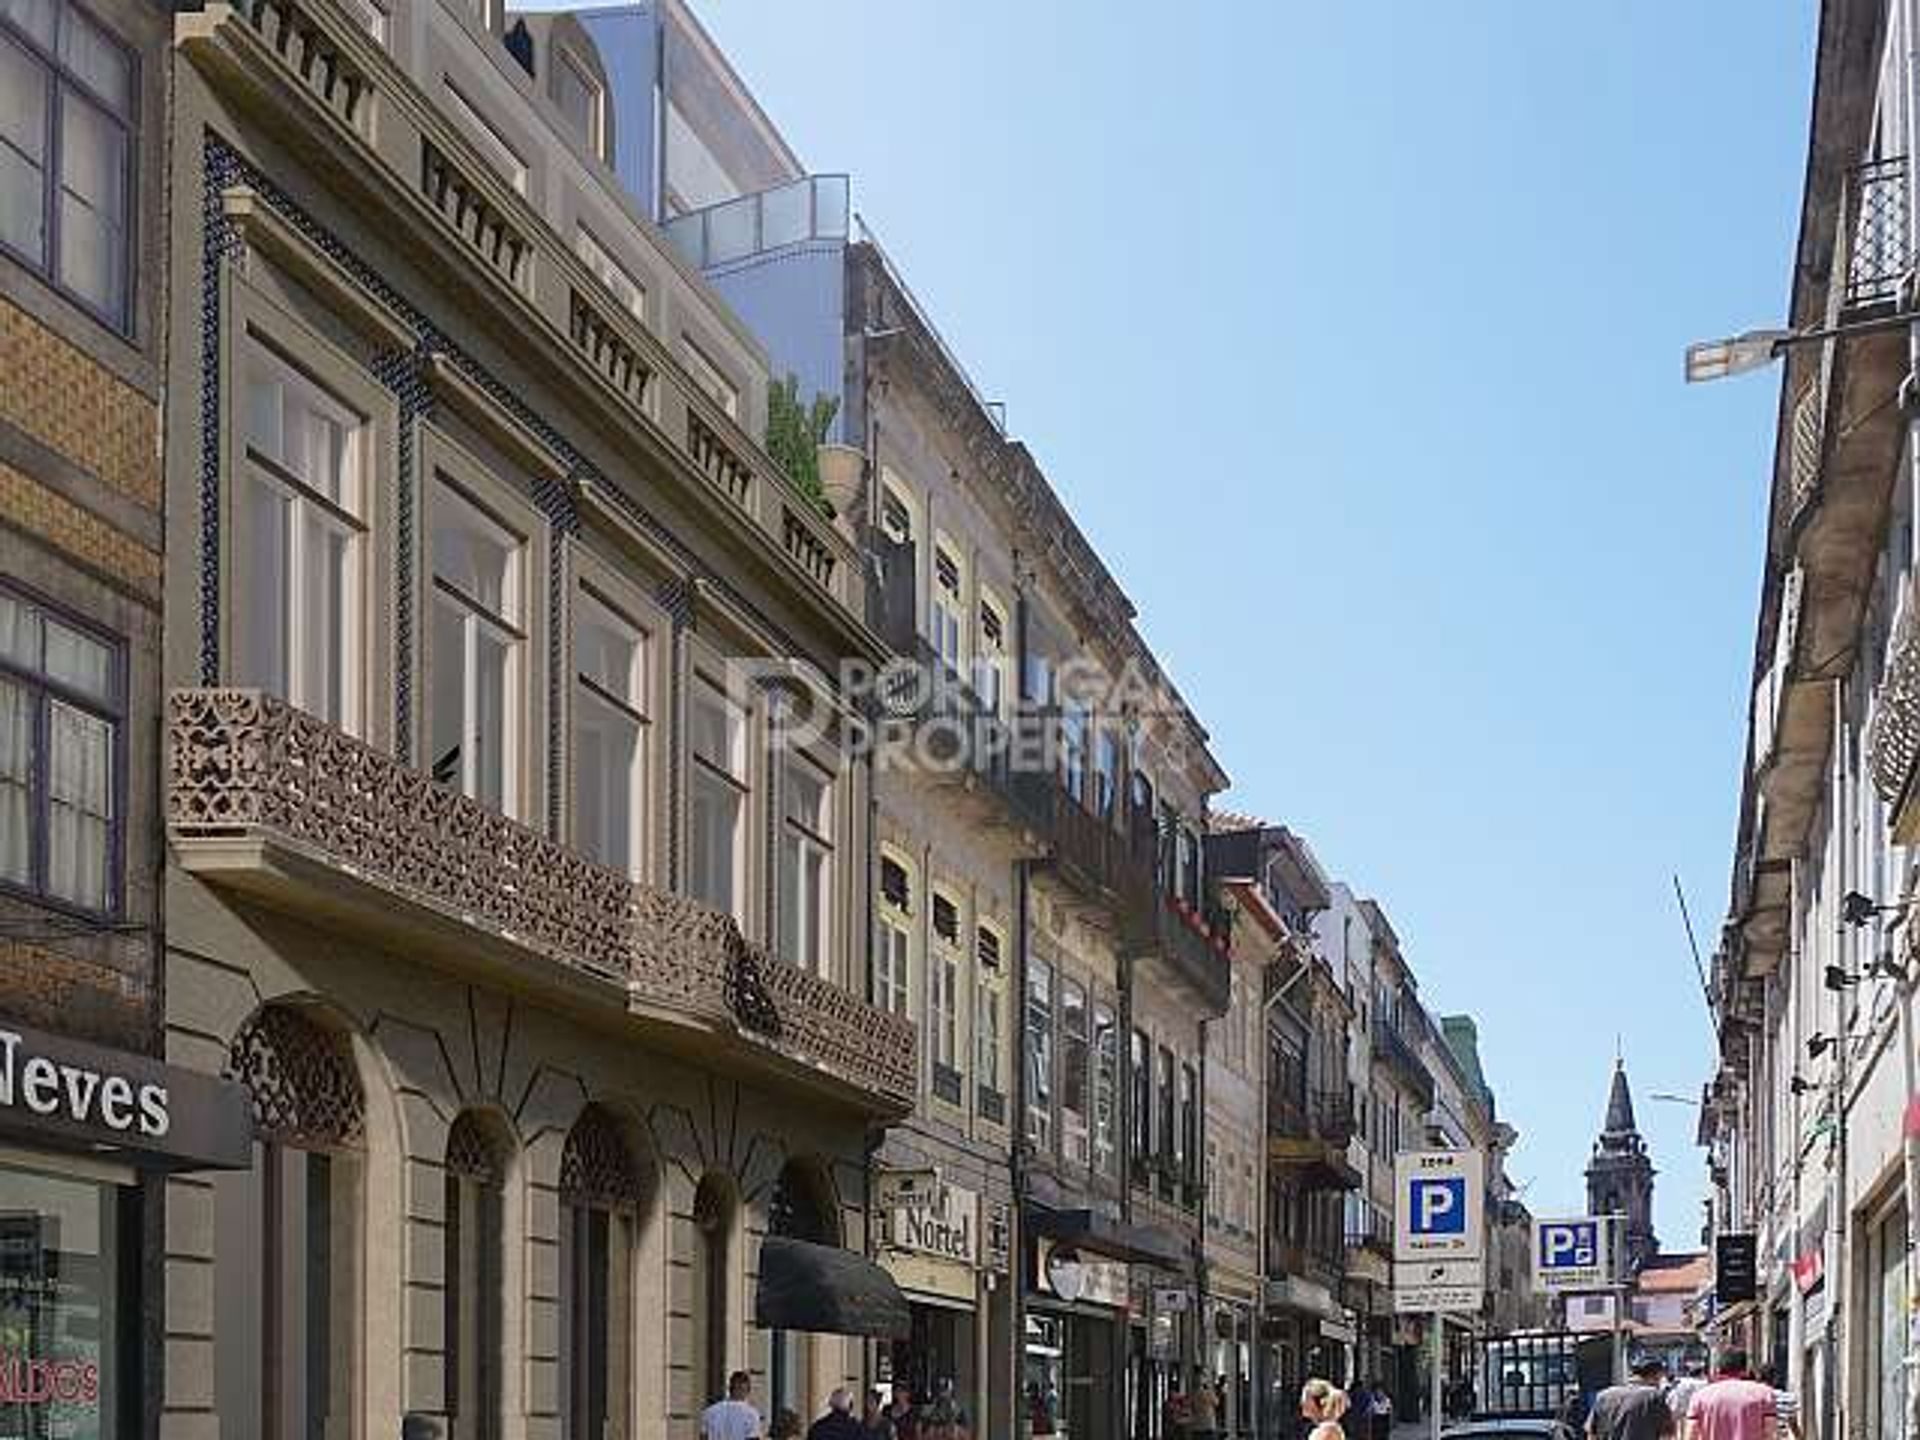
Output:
top-left (1685, 1350), bottom-right (1778, 1440)
top-left (1759, 1365), bottom-right (1801, 1440)
top-left (1667, 1361), bottom-right (1709, 1440)
top-left (703, 1371), bottom-right (766, 1440)
top-left (1370, 1383), bottom-right (1394, 1440)
top-left (861, 1389), bottom-right (896, 1440)
top-left (1302, 1378), bottom-right (1351, 1440)
top-left (1190, 1370), bottom-right (1220, 1440)
top-left (1585, 1356), bottom-right (1674, 1440)
top-left (808, 1389), bottom-right (864, 1440)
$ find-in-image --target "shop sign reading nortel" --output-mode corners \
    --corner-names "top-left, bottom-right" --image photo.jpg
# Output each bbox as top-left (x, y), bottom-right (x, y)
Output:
top-left (877, 1172), bottom-right (979, 1267)
top-left (0, 1023), bottom-right (252, 1170)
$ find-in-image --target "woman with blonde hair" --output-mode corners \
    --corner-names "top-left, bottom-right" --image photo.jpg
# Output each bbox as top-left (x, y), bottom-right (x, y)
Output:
top-left (1301, 1379), bottom-right (1352, 1440)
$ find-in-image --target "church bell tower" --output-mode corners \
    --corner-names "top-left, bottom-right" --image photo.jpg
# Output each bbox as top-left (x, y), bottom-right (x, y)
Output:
top-left (1585, 1059), bottom-right (1657, 1274)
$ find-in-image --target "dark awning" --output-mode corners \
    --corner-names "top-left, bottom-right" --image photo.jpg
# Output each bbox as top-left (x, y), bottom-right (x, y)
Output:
top-left (1025, 1205), bottom-right (1190, 1272)
top-left (755, 1236), bottom-right (911, 1338)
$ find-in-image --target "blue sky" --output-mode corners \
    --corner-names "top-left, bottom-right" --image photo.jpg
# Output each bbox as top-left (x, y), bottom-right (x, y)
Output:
top-left (667, 0), bottom-right (1815, 1247)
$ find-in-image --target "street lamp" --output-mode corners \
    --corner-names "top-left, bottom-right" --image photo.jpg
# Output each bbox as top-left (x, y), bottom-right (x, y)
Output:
top-left (1648, 1092), bottom-right (1702, 1106)
top-left (1684, 311), bottom-right (1915, 383)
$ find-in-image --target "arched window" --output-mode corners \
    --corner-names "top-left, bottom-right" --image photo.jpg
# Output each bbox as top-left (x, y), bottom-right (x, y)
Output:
top-left (445, 1111), bottom-right (509, 1440)
top-left (691, 1173), bottom-right (737, 1407)
top-left (767, 1159), bottom-right (839, 1417)
top-left (559, 1105), bottom-right (644, 1440)
top-left (222, 1004), bottom-right (366, 1440)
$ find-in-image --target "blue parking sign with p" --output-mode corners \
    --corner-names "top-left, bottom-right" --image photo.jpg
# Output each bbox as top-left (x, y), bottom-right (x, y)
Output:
top-left (1540, 1220), bottom-right (1597, 1269)
top-left (1410, 1177), bottom-right (1467, 1235)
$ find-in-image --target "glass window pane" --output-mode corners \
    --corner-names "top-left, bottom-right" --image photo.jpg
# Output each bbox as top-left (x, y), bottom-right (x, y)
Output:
top-left (0, 590), bottom-right (38, 669)
top-left (690, 683), bottom-right (741, 777)
top-left (43, 617), bottom-right (109, 700)
top-left (429, 597), bottom-right (465, 786)
top-left (46, 698), bottom-right (110, 909)
top-left (299, 513), bottom-right (351, 727)
top-left (759, 178), bottom-right (808, 250)
top-left (0, 679), bottom-right (32, 888)
top-left (783, 758), bottom-right (824, 833)
top-left (432, 483), bottom-right (516, 621)
top-left (58, 9), bottom-right (131, 112)
top-left (0, 33), bottom-right (46, 160)
top-left (0, 0), bottom-right (55, 47)
top-left (575, 592), bottom-right (638, 705)
top-left (0, 135), bottom-right (46, 268)
top-left (0, 1166), bottom-right (123, 1440)
top-left (473, 625), bottom-right (509, 812)
top-left (776, 831), bottom-right (799, 966)
top-left (56, 89), bottom-right (125, 319)
top-left (235, 474), bottom-right (290, 698)
top-left (690, 767), bottom-right (739, 916)
top-left (575, 684), bottom-right (637, 875)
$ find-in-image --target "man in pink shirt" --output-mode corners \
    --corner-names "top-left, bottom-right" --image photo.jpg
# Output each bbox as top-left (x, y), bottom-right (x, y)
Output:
top-left (1685, 1351), bottom-right (1780, 1440)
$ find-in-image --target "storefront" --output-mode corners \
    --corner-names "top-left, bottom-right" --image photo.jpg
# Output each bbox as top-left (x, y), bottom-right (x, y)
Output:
top-left (1130, 1274), bottom-right (1193, 1439)
top-left (1207, 1296), bottom-right (1256, 1439)
top-left (1026, 1238), bottom-right (1129, 1440)
top-left (875, 1170), bottom-right (1004, 1422)
top-left (0, 1022), bottom-right (250, 1440)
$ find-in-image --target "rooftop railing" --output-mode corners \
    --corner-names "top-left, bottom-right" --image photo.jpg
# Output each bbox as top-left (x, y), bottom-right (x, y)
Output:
top-left (663, 174), bottom-right (851, 271)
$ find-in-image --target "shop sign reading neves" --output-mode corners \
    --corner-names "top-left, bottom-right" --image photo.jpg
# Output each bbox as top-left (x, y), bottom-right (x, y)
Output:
top-left (0, 1023), bottom-right (252, 1170)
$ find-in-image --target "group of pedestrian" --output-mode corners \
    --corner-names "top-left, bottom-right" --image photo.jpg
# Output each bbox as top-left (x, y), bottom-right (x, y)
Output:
top-left (1583, 1349), bottom-right (1801, 1440)
top-left (698, 1371), bottom-right (970, 1440)
top-left (1348, 1381), bottom-right (1394, 1440)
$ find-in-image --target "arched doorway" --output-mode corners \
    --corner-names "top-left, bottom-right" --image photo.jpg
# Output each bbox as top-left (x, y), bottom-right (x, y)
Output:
top-left (445, 1111), bottom-right (512, 1440)
top-left (221, 1003), bottom-right (366, 1439)
top-left (767, 1158), bottom-right (840, 1420)
top-left (559, 1104), bottom-right (648, 1440)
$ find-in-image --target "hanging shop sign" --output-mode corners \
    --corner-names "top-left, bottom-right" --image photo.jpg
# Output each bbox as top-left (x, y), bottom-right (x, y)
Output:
top-left (1037, 1239), bottom-right (1128, 1310)
top-left (0, 1023), bottom-right (250, 1170)
top-left (881, 1178), bottom-right (978, 1267)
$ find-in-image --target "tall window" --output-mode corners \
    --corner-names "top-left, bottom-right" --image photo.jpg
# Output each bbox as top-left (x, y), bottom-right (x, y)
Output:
top-left (1060, 697), bottom-right (1089, 804)
top-left (689, 677), bottom-right (746, 918)
top-left (445, 1113), bottom-right (507, 1440)
top-left (0, 0), bottom-right (133, 328)
top-left (875, 856), bottom-right (912, 1016)
top-left (777, 756), bottom-right (832, 972)
top-left (573, 589), bottom-right (648, 876)
top-left (975, 924), bottom-right (1004, 1109)
top-left (0, 589), bottom-right (117, 914)
top-left (551, 50), bottom-right (602, 154)
top-left (1093, 1001), bottom-right (1118, 1177)
top-left (1180, 1062), bottom-right (1199, 1192)
top-left (975, 594), bottom-right (1007, 716)
top-left (221, 1006), bottom-right (366, 1440)
top-left (1060, 978), bottom-right (1090, 1167)
top-left (1157, 1045), bottom-right (1176, 1171)
top-left (929, 890), bottom-right (961, 1100)
top-left (237, 340), bottom-right (366, 730)
top-left (1130, 1028), bottom-right (1151, 1183)
top-left (430, 479), bottom-right (524, 816)
top-left (1094, 727), bottom-right (1119, 818)
top-left (1025, 956), bottom-right (1053, 1151)
top-left (559, 1107), bottom-right (642, 1440)
top-left (931, 542), bottom-right (964, 675)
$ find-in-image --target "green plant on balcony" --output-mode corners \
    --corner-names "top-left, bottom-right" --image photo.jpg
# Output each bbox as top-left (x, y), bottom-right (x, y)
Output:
top-left (765, 372), bottom-right (838, 519)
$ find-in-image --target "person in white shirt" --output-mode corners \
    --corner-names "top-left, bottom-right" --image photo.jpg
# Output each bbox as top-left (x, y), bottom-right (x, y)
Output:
top-left (703, 1370), bottom-right (765, 1440)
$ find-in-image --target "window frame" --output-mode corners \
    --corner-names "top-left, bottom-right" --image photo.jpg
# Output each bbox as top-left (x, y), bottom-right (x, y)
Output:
top-left (875, 848), bottom-right (915, 1019)
top-left (420, 425), bottom-right (547, 824)
top-left (0, 0), bottom-right (138, 333)
top-left (930, 534), bottom-right (966, 679)
top-left (928, 883), bottom-right (964, 1098)
top-left (975, 919), bottom-right (1006, 1111)
top-left (686, 664), bottom-right (753, 924)
top-left (776, 749), bottom-right (835, 974)
top-left (0, 578), bottom-right (125, 919)
top-left (550, 46), bottom-right (604, 157)
top-left (567, 559), bottom-right (663, 882)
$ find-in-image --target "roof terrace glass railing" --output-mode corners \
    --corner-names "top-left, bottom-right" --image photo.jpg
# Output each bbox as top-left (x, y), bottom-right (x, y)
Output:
top-left (663, 174), bottom-right (851, 270)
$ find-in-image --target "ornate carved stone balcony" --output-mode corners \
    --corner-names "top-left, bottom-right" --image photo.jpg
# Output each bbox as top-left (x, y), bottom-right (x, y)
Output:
top-left (1869, 586), bottom-right (1920, 840)
top-left (167, 689), bottom-right (914, 1114)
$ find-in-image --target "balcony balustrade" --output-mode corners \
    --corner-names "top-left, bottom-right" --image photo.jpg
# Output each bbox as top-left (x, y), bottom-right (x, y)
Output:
top-left (1153, 889), bottom-right (1232, 1013)
top-left (1266, 1085), bottom-right (1361, 1191)
top-left (1845, 155), bottom-right (1913, 311)
top-left (166, 688), bottom-right (915, 1114)
top-left (1371, 1016), bottom-right (1437, 1109)
top-left (1869, 585), bottom-right (1920, 836)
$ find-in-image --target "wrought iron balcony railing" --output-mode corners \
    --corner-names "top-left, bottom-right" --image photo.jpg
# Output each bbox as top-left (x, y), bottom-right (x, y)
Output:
top-left (1869, 586), bottom-right (1920, 824)
top-left (167, 688), bottom-right (916, 1112)
top-left (1845, 155), bottom-right (1912, 310)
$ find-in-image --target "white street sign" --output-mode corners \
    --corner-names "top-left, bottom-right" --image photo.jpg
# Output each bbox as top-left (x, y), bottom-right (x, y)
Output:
top-left (1395, 1258), bottom-right (1486, 1289)
top-left (1394, 1150), bottom-right (1485, 1263)
top-left (1393, 1282), bottom-right (1481, 1314)
top-left (1532, 1216), bottom-right (1616, 1293)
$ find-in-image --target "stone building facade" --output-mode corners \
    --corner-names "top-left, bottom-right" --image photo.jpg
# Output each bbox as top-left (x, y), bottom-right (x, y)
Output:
top-left (157, 0), bottom-right (913, 1435)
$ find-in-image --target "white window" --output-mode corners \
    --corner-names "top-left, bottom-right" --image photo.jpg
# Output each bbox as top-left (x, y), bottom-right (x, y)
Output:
top-left (975, 924), bottom-right (1004, 1096)
top-left (574, 226), bottom-right (643, 320)
top-left (879, 481), bottom-right (914, 546)
top-left (573, 588), bottom-right (648, 876)
top-left (681, 339), bottom-right (738, 419)
top-left (236, 340), bottom-right (366, 732)
top-left (777, 756), bottom-right (831, 972)
top-left (931, 541), bottom-right (964, 675)
top-left (429, 479), bottom-right (525, 816)
top-left (444, 81), bottom-right (527, 195)
top-left (688, 676), bottom-right (746, 918)
top-left (876, 855), bottom-right (912, 1016)
top-left (929, 890), bottom-right (961, 1082)
top-left (1060, 977), bottom-right (1089, 1167)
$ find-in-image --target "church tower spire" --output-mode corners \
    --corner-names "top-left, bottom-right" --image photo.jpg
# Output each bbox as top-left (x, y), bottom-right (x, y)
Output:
top-left (1585, 1058), bottom-right (1658, 1274)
